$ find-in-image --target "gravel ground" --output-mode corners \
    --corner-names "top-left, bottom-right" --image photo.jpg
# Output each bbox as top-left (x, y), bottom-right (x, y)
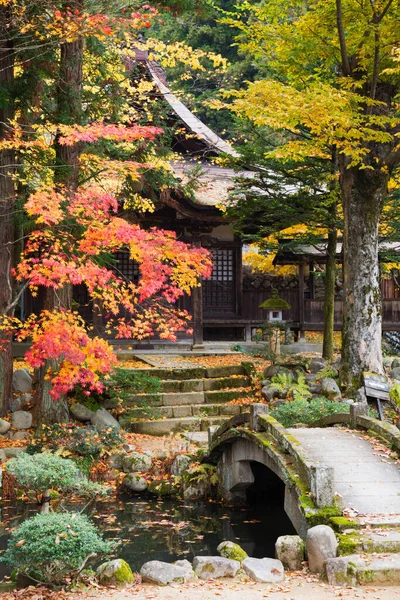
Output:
top-left (67, 574), bottom-right (400, 600)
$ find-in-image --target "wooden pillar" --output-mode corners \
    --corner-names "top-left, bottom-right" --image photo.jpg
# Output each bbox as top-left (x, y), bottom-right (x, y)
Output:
top-left (235, 239), bottom-right (243, 317)
top-left (298, 261), bottom-right (306, 341)
top-left (192, 238), bottom-right (204, 349)
top-left (309, 260), bottom-right (315, 300)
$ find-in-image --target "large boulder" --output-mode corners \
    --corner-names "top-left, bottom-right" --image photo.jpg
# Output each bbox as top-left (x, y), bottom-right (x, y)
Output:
top-left (309, 357), bottom-right (326, 374)
top-left (122, 452), bottom-right (152, 473)
top-left (391, 358), bottom-right (400, 370)
top-left (140, 560), bottom-right (195, 585)
top-left (10, 393), bottom-right (32, 413)
top-left (242, 557), bottom-right (284, 583)
top-left (148, 479), bottom-right (178, 497)
top-left (263, 365), bottom-right (293, 381)
top-left (70, 403), bottom-right (94, 422)
top-left (325, 556), bottom-right (359, 586)
top-left (261, 385), bottom-right (279, 402)
top-left (275, 535), bottom-right (305, 571)
top-left (320, 378), bottom-right (342, 401)
top-left (12, 369), bottom-right (32, 394)
top-left (390, 366), bottom-right (400, 380)
top-left (306, 525), bottom-right (338, 573)
top-left (0, 419), bottom-right (11, 435)
top-left (11, 410), bottom-right (32, 430)
top-left (193, 556), bottom-right (240, 580)
top-left (171, 454), bottom-right (192, 477)
top-left (217, 541), bottom-right (248, 562)
top-left (122, 473), bottom-right (148, 493)
top-left (96, 559), bottom-right (134, 588)
top-left (183, 480), bottom-right (209, 501)
top-left (91, 408), bottom-right (120, 431)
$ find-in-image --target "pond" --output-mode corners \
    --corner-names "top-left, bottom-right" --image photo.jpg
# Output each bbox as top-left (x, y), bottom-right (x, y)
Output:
top-left (0, 492), bottom-right (296, 577)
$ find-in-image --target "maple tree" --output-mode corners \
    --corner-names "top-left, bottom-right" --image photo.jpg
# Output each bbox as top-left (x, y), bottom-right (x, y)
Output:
top-left (0, 1), bottom-right (213, 422)
top-left (219, 0), bottom-right (400, 390)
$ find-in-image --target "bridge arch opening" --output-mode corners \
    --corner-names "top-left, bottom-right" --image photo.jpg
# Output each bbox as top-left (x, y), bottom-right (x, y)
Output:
top-left (230, 460), bottom-right (297, 557)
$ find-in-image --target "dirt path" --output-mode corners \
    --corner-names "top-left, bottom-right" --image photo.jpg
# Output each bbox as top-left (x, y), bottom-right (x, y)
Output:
top-left (66, 574), bottom-right (400, 600)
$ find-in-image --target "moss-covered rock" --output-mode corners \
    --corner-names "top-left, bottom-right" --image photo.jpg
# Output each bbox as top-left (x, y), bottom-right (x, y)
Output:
top-left (97, 559), bottom-right (134, 588)
top-left (122, 452), bottom-right (152, 473)
top-left (217, 541), bottom-right (248, 562)
top-left (148, 479), bottom-right (179, 497)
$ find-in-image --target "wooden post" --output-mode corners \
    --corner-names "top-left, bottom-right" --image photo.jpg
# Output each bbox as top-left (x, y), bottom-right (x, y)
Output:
top-left (192, 282), bottom-right (204, 349)
top-left (192, 238), bottom-right (205, 349)
top-left (235, 239), bottom-right (243, 317)
top-left (309, 260), bottom-right (315, 299)
top-left (298, 262), bottom-right (306, 341)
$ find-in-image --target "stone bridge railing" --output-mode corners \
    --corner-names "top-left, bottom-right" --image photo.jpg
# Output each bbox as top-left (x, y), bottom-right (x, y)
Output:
top-left (308, 403), bottom-right (400, 453)
top-left (208, 404), bottom-right (335, 508)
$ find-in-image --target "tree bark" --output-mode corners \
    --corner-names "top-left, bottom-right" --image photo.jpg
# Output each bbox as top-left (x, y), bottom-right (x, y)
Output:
top-left (340, 164), bottom-right (387, 390)
top-left (0, 6), bottom-right (15, 415)
top-left (322, 223), bottom-right (338, 360)
top-left (34, 1), bottom-right (83, 424)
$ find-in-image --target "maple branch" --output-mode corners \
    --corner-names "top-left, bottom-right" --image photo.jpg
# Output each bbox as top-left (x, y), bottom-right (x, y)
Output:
top-left (6, 281), bottom-right (29, 315)
top-left (375, 0), bottom-right (394, 23)
top-left (335, 0), bottom-right (352, 76)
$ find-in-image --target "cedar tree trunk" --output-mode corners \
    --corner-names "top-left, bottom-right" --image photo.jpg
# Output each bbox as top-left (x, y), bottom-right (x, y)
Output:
top-left (322, 205), bottom-right (338, 360)
top-left (340, 164), bottom-right (387, 391)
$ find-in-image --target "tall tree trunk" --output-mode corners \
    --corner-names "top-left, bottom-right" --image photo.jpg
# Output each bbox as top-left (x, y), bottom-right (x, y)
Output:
top-left (34, 2), bottom-right (83, 424)
top-left (0, 6), bottom-right (15, 416)
top-left (322, 222), bottom-right (337, 360)
top-left (340, 164), bottom-right (387, 391)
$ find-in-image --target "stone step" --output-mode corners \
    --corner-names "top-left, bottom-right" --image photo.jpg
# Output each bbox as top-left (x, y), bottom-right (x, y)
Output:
top-left (204, 389), bottom-right (252, 403)
top-left (126, 415), bottom-right (227, 436)
top-left (361, 531), bottom-right (400, 554)
top-left (159, 375), bottom-right (250, 393)
top-left (203, 376), bottom-right (250, 391)
top-left (126, 387), bottom-right (253, 407)
top-left (339, 529), bottom-right (400, 555)
top-left (115, 365), bottom-right (246, 381)
top-left (121, 402), bottom-right (244, 421)
top-left (125, 391), bottom-right (204, 407)
top-left (356, 554), bottom-right (400, 585)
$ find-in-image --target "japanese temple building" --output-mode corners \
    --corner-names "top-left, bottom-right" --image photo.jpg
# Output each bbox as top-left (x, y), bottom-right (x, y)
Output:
top-left (24, 49), bottom-right (400, 346)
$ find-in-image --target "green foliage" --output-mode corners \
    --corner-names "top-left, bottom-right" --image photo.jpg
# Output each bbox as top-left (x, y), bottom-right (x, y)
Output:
top-left (316, 366), bottom-right (339, 380)
top-left (7, 452), bottom-right (80, 495)
top-left (6, 452), bottom-right (109, 500)
top-left (27, 423), bottom-right (123, 458)
top-left (182, 462), bottom-right (219, 486)
top-left (74, 368), bottom-right (161, 411)
top-left (390, 383), bottom-right (400, 408)
top-left (271, 373), bottom-right (312, 401)
top-left (271, 397), bottom-right (350, 428)
top-left (0, 512), bottom-right (113, 585)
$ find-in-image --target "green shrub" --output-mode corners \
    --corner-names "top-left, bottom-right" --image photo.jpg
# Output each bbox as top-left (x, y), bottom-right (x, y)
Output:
top-left (271, 373), bottom-right (312, 401)
top-left (182, 462), bottom-right (219, 486)
top-left (0, 512), bottom-right (113, 585)
top-left (390, 383), bottom-right (400, 408)
top-left (7, 452), bottom-right (80, 497)
top-left (7, 452), bottom-right (109, 501)
top-left (27, 423), bottom-right (123, 457)
top-left (271, 397), bottom-right (350, 428)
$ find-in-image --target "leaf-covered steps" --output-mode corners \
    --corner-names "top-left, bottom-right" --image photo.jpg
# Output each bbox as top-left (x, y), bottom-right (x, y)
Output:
top-left (118, 364), bottom-right (253, 435)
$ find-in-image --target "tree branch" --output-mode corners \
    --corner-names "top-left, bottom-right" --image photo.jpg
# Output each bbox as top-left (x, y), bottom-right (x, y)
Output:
top-left (335, 0), bottom-right (352, 76)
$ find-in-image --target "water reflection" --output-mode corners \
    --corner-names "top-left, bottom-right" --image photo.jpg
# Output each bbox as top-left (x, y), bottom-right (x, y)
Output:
top-left (0, 494), bottom-right (296, 576)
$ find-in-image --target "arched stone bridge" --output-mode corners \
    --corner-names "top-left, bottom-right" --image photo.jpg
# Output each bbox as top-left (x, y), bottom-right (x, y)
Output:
top-left (206, 404), bottom-right (400, 538)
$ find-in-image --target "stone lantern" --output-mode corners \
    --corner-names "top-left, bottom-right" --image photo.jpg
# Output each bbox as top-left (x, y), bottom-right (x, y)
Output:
top-left (259, 289), bottom-right (291, 355)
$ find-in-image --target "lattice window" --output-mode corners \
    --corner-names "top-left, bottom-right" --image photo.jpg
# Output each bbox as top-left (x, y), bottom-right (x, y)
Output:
top-left (203, 248), bottom-right (236, 314)
top-left (111, 251), bottom-right (139, 283)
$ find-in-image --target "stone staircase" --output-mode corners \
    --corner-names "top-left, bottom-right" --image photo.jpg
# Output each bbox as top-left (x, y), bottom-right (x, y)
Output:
top-left (118, 365), bottom-right (253, 435)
